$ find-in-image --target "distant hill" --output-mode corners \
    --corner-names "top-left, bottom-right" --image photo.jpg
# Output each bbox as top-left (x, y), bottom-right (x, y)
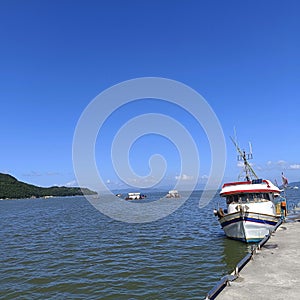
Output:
top-left (0, 173), bottom-right (97, 199)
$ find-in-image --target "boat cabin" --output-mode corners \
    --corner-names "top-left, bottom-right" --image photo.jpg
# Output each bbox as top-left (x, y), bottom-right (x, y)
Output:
top-left (125, 192), bottom-right (147, 200)
top-left (226, 192), bottom-right (273, 204)
top-left (166, 190), bottom-right (180, 198)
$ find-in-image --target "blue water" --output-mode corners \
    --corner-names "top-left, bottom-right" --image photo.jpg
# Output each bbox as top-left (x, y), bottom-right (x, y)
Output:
top-left (0, 189), bottom-right (298, 299)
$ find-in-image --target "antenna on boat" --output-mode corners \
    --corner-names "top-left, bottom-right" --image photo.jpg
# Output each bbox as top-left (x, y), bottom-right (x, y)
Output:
top-left (230, 136), bottom-right (258, 181)
top-left (249, 142), bottom-right (253, 156)
top-left (233, 126), bottom-right (239, 154)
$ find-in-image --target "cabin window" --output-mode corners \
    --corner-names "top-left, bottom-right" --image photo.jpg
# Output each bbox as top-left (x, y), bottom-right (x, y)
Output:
top-left (226, 193), bottom-right (270, 204)
top-left (226, 195), bottom-right (238, 204)
top-left (252, 193), bottom-right (270, 201)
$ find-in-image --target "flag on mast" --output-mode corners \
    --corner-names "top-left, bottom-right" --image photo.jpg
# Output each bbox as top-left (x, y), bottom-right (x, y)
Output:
top-left (281, 172), bottom-right (288, 188)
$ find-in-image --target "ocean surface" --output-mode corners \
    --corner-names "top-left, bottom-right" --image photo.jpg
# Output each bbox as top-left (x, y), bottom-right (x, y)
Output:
top-left (1, 189), bottom-right (299, 299)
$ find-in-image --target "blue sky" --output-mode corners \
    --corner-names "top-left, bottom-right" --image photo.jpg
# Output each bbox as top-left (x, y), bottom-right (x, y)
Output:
top-left (1, 0), bottom-right (299, 191)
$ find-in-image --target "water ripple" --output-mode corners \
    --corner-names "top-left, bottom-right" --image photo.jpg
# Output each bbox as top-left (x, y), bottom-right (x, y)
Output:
top-left (4, 190), bottom-right (293, 299)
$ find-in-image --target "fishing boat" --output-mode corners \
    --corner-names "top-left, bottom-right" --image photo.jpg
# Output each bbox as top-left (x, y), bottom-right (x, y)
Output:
top-left (125, 192), bottom-right (147, 200)
top-left (166, 190), bottom-right (180, 198)
top-left (214, 138), bottom-right (285, 243)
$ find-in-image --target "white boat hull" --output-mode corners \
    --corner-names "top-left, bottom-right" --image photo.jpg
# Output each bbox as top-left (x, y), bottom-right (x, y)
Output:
top-left (218, 211), bottom-right (279, 243)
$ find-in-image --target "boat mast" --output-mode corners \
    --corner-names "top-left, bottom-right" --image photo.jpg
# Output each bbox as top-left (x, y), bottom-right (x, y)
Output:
top-left (230, 136), bottom-right (258, 181)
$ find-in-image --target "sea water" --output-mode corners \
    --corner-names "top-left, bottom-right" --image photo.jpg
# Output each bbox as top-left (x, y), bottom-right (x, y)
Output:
top-left (0, 189), bottom-right (298, 299)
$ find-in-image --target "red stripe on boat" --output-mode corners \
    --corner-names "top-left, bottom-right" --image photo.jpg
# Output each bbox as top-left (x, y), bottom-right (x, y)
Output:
top-left (220, 188), bottom-right (279, 196)
top-left (222, 180), bottom-right (270, 188)
top-left (222, 181), bottom-right (251, 187)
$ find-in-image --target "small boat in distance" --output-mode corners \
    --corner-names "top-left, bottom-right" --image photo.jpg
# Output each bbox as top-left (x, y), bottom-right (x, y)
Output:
top-left (214, 137), bottom-right (286, 243)
top-left (166, 190), bottom-right (180, 198)
top-left (125, 192), bottom-right (147, 200)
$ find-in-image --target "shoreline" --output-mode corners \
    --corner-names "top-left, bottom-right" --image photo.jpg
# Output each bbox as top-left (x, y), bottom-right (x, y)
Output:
top-left (0, 194), bottom-right (97, 201)
top-left (214, 216), bottom-right (300, 300)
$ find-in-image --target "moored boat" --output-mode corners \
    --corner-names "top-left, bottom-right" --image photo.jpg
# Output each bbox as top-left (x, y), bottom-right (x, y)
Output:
top-left (125, 192), bottom-right (147, 200)
top-left (166, 190), bottom-right (180, 198)
top-left (214, 138), bottom-right (286, 243)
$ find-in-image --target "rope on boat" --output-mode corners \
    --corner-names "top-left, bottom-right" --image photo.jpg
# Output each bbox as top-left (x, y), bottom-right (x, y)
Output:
top-left (205, 218), bottom-right (283, 299)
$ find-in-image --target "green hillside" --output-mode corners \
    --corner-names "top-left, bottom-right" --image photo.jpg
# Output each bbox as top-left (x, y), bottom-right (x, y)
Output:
top-left (0, 173), bottom-right (97, 199)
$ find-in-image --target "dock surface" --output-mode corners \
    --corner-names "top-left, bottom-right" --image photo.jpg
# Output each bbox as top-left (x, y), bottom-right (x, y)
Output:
top-left (217, 220), bottom-right (300, 300)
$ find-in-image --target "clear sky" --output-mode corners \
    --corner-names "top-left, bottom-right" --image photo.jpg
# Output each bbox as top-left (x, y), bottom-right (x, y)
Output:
top-left (1, 0), bottom-right (299, 191)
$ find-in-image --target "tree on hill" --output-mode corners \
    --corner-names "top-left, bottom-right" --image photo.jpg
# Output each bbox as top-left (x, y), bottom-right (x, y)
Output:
top-left (0, 173), bottom-right (97, 199)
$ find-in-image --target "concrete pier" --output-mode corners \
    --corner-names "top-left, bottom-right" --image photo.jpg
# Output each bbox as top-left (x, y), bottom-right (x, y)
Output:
top-left (217, 220), bottom-right (300, 300)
